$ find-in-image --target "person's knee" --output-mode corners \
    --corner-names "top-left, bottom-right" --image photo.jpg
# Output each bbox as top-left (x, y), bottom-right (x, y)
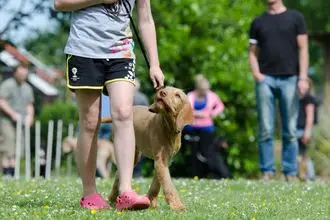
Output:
top-left (283, 133), bottom-right (297, 142)
top-left (112, 105), bottom-right (133, 123)
top-left (283, 125), bottom-right (297, 142)
top-left (258, 127), bottom-right (273, 142)
top-left (257, 113), bottom-right (274, 142)
top-left (80, 106), bottom-right (100, 133)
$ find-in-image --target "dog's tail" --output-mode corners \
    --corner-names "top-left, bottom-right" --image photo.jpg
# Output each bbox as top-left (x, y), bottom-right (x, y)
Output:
top-left (101, 117), bottom-right (113, 123)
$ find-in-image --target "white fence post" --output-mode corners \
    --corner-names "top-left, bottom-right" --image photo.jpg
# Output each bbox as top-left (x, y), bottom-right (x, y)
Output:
top-left (35, 121), bottom-right (41, 178)
top-left (14, 117), bottom-right (22, 180)
top-left (55, 120), bottom-right (63, 176)
top-left (67, 123), bottom-right (74, 176)
top-left (45, 120), bottom-right (54, 180)
top-left (24, 122), bottom-right (31, 180)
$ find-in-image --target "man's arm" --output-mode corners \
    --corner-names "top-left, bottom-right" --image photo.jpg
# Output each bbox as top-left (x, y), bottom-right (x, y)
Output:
top-left (248, 44), bottom-right (264, 82)
top-left (136, 0), bottom-right (164, 88)
top-left (0, 98), bottom-right (20, 121)
top-left (297, 34), bottom-right (309, 96)
top-left (25, 104), bottom-right (35, 127)
top-left (297, 34), bottom-right (309, 80)
top-left (54, 0), bottom-right (117, 12)
top-left (296, 12), bottom-right (309, 96)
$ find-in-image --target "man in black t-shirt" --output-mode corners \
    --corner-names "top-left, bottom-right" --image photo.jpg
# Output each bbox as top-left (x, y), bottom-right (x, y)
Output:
top-left (248, 0), bottom-right (309, 181)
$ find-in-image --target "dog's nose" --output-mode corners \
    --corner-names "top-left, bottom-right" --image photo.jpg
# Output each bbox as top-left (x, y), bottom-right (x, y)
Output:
top-left (159, 90), bottom-right (167, 98)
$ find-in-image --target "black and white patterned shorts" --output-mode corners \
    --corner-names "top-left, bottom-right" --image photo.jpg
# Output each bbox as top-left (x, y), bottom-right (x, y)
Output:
top-left (66, 54), bottom-right (135, 92)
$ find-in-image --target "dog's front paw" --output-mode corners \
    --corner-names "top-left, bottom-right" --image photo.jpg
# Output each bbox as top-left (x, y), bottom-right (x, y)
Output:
top-left (170, 202), bottom-right (186, 211)
top-left (150, 198), bottom-right (159, 209)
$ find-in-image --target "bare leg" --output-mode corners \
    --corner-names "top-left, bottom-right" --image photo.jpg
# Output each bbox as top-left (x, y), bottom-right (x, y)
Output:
top-left (9, 156), bottom-right (15, 167)
top-left (1, 156), bottom-right (8, 168)
top-left (2, 154), bottom-right (14, 176)
top-left (106, 81), bottom-right (135, 194)
top-left (1, 155), bottom-right (9, 173)
top-left (0, 153), bottom-right (3, 172)
top-left (75, 89), bottom-right (101, 197)
top-left (108, 152), bottom-right (143, 204)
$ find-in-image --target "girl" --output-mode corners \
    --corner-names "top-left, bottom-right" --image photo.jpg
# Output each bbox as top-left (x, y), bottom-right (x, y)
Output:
top-left (55, 0), bottom-right (164, 210)
top-left (185, 74), bottom-right (224, 177)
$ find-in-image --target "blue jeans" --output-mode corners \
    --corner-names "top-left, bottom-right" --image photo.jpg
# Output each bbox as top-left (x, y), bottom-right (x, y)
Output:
top-left (256, 75), bottom-right (299, 176)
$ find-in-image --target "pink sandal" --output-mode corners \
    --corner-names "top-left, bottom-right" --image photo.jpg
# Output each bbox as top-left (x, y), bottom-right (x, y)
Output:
top-left (116, 191), bottom-right (150, 211)
top-left (80, 193), bottom-right (110, 210)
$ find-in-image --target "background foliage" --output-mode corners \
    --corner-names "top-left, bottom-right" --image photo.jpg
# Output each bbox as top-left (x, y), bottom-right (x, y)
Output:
top-left (5, 0), bottom-right (327, 177)
top-left (21, 0), bottom-right (283, 177)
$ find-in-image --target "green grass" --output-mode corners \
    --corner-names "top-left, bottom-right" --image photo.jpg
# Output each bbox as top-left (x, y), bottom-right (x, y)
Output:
top-left (0, 177), bottom-right (329, 220)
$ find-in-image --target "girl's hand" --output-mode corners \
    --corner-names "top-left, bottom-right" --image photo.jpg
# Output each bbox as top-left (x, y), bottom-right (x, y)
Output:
top-left (301, 135), bottom-right (310, 144)
top-left (298, 79), bottom-right (309, 97)
top-left (149, 66), bottom-right (165, 89)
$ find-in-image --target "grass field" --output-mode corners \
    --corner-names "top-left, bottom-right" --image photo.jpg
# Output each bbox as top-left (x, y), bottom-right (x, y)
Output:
top-left (1, 177), bottom-right (329, 220)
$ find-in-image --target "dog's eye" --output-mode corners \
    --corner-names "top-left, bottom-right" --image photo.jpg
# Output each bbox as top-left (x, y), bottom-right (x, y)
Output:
top-left (175, 93), bottom-right (181, 99)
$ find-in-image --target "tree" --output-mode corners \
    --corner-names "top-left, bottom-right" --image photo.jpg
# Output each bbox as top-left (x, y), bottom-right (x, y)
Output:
top-left (0, 0), bottom-right (52, 39)
top-left (285, 0), bottom-right (330, 33)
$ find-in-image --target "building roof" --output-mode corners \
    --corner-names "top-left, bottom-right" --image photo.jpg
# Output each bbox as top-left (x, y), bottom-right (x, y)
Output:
top-left (0, 41), bottom-right (60, 97)
top-left (28, 73), bottom-right (58, 96)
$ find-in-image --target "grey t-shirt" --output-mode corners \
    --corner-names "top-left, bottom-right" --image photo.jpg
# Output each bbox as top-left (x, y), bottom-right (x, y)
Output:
top-left (0, 78), bottom-right (34, 120)
top-left (64, 0), bottom-right (136, 59)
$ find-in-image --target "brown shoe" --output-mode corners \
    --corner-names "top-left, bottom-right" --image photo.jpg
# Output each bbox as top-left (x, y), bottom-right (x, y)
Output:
top-left (285, 175), bottom-right (298, 183)
top-left (263, 173), bottom-right (274, 182)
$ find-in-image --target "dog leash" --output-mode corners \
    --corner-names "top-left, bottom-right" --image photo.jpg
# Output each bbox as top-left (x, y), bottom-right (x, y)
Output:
top-left (123, 1), bottom-right (150, 69)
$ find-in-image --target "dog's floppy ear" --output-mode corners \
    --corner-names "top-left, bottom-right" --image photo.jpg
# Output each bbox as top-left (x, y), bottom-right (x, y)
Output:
top-left (175, 102), bottom-right (193, 131)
